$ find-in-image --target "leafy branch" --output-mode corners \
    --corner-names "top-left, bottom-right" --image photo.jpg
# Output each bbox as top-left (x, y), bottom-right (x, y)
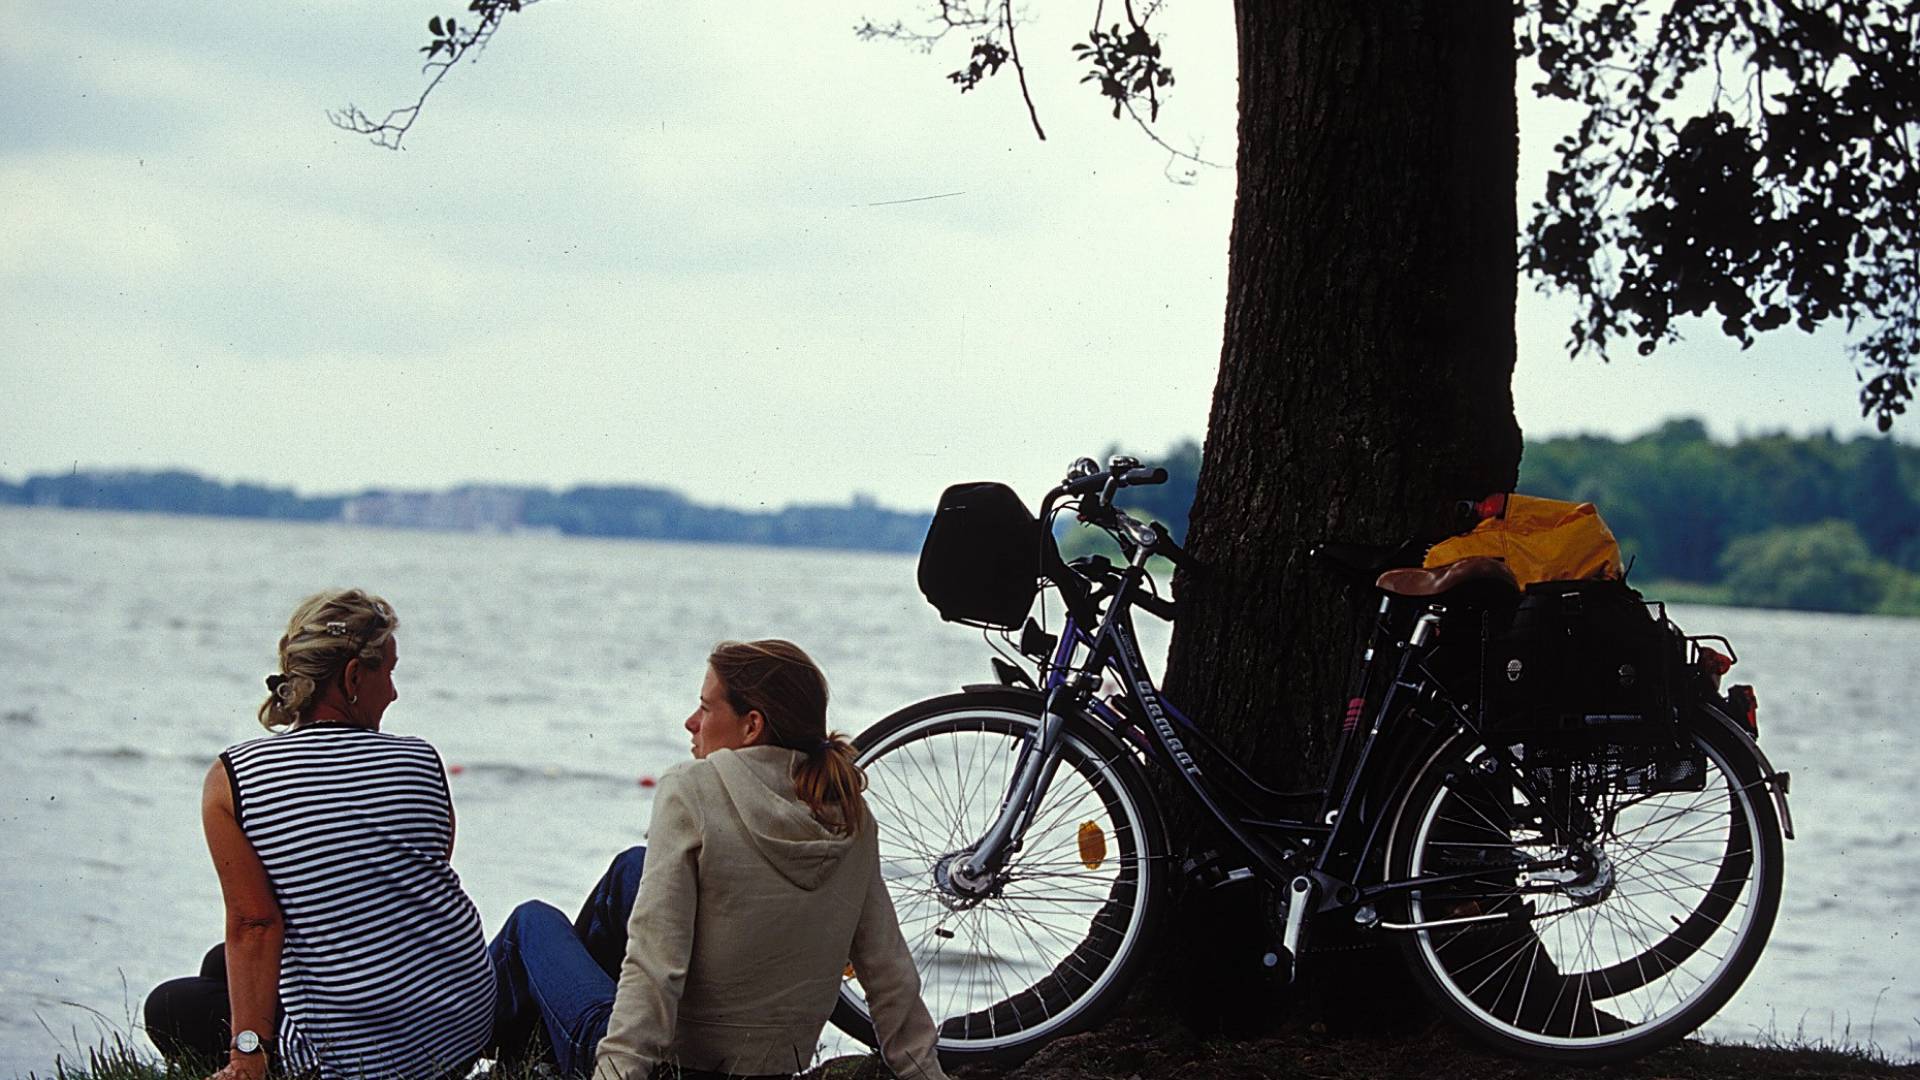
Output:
top-left (860, 0), bottom-right (1217, 177)
top-left (1521, 0), bottom-right (1919, 430)
top-left (329, 0), bottom-right (543, 150)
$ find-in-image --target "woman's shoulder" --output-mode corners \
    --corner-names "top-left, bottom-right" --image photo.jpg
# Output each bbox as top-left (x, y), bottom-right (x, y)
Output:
top-left (657, 756), bottom-right (720, 794)
top-left (221, 725), bottom-right (440, 765)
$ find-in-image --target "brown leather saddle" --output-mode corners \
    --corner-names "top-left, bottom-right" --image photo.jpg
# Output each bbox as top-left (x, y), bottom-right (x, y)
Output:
top-left (1374, 555), bottom-right (1519, 599)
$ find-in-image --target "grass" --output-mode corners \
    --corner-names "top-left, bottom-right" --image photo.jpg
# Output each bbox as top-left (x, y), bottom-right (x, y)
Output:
top-left (28, 1026), bottom-right (1918, 1080)
top-left (930, 1016), bottom-right (1920, 1080)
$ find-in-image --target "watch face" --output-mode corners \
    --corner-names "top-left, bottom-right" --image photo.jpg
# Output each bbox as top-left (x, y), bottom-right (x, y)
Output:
top-left (234, 1030), bottom-right (262, 1054)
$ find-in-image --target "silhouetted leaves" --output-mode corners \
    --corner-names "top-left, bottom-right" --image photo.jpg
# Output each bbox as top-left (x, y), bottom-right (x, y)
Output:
top-left (1072, 22), bottom-right (1174, 121)
top-left (1521, 0), bottom-right (1919, 430)
top-left (949, 39), bottom-right (1009, 92)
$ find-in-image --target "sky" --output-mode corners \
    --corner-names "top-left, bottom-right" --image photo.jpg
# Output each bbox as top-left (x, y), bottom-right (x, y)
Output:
top-left (2, 1), bottom-right (1903, 512)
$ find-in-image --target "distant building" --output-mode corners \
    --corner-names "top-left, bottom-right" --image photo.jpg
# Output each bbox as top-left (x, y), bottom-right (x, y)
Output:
top-left (341, 486), bottom-right (530, 532)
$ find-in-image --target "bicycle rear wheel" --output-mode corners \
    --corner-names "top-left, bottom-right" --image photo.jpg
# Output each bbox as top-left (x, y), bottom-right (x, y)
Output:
top-left (829, 690), bottom-right (1166, 1066)
top-left (1389, 713), bottom-right (1783, 1064)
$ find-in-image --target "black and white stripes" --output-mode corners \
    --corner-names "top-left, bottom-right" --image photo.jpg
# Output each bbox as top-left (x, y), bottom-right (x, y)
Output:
top-left (223, 725), bottom-right (495, 1080)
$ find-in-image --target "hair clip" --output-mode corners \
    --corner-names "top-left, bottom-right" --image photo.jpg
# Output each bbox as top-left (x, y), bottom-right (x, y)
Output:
top-left (325, 621), bottom-right (349, 636)
top-left (265, 674), bottom-right (287, 693)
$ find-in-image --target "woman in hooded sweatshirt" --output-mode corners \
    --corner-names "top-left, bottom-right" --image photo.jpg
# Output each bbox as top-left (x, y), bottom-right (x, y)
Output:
top-left (489, 640), bottom-right (948, 1080)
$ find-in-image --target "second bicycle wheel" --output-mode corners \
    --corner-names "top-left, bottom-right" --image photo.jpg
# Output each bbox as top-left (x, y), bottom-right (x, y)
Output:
top-left (830, 689), bottom-right (1167, 1066)
top-left (1390, 712), bottom-right (1783, 1064)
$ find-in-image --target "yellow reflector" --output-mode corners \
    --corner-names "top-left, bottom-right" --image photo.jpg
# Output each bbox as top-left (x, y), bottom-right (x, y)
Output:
top-left (1077, 821), bottom-right (1107, 870)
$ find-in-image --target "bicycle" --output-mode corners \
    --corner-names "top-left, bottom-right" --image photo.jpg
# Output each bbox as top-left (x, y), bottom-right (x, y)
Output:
top-left (829, 454), bottom-right (1794, 1066)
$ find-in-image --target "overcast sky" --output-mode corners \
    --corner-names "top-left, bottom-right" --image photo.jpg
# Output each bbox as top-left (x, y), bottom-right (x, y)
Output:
top-left (3, 1), bottom-right (1900, 511)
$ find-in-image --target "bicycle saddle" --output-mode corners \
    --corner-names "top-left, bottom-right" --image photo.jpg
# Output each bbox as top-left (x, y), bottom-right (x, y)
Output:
top-left (1375, 555), bottom-right (1519, 599)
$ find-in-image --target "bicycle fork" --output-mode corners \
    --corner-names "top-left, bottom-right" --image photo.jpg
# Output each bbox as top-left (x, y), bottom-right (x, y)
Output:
top-left (946, 684), bottom-right (1077, 895)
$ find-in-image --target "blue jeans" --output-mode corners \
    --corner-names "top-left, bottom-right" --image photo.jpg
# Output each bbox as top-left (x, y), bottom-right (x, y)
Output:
top-left (491, 846), bottom-right (647, 1077)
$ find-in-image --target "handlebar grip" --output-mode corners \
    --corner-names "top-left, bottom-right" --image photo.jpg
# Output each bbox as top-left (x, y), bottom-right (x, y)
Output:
top-left (1124, 466), bottom-right (1168, 486)
top-left (1063, 472), bottom-right (1110, 496)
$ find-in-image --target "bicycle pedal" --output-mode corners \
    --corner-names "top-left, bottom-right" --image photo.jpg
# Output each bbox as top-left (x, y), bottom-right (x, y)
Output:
top-left (1263, 946), bottom-right (1297, 984)
top-left (1181, 850), bottom-right (1254, 889)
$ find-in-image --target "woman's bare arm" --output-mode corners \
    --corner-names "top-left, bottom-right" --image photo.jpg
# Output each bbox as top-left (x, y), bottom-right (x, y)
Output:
top-left (202, 761), bottom-right (282, 1080)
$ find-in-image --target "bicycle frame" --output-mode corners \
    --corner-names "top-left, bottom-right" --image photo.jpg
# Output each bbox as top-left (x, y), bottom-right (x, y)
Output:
top-left (953, 540), bottom-right (1522, 931)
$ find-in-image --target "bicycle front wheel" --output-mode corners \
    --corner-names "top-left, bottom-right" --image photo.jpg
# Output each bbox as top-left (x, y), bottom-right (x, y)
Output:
top-left (1390, 713), bottom-right (1784, 1064)
top-left (830, 690), bottom-right (1167, 1066)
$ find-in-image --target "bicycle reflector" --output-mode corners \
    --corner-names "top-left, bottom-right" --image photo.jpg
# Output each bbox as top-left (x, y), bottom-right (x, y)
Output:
top-left (1698, 645), bottom-right (1734, 691)
top-left (1078, 821), bottom-right (1107, 870)
top-left (1728, 684), bottom-right (1759, 737)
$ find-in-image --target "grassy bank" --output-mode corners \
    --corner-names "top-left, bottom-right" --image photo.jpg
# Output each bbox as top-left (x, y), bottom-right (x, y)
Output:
top-left (40, 1025), bottom-right (1915, 1080)
top-left (821, 1019), bottom-right (1918, 1080)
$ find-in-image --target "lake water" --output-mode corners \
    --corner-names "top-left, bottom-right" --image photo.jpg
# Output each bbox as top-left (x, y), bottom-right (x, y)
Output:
top-left (1, 506), bottom-right (1914, 1075)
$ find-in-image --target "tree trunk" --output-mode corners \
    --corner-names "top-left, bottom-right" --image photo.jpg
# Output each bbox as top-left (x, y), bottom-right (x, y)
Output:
top-left (1155, 0), bottom-right (1521, 1026)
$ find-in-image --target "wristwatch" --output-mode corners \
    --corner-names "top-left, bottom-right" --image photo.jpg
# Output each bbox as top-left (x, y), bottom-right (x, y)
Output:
top-left (232, 1030), bottom-right (265, 1055)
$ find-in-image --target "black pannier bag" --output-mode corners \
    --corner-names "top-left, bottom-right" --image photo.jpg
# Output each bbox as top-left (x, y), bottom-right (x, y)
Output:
top-left (918, 482), bottom-right (1042, 630)
top-left (1483, 579), bottom-right (1684, 743)
top-left (1482, 579), bottom-right (1707, 793)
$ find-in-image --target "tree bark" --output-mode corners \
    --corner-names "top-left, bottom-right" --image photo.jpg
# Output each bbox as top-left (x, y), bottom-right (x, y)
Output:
top-left (1155, 0), bottom-right (1522, 1023)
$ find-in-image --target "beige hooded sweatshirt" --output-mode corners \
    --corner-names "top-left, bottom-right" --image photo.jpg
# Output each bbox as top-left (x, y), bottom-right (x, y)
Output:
top-left (592, 745), bottom-right (950, 1080)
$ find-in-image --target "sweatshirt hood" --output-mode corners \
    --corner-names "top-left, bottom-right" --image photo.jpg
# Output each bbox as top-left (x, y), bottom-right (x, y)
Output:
top-left (707, 745), bottom-right (856, 890)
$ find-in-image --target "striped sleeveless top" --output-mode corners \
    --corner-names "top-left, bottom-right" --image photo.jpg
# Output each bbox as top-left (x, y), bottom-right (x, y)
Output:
top-left (222, 724), bottom-right (496, 1080)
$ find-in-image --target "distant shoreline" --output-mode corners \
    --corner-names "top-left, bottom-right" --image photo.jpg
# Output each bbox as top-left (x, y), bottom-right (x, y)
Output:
top-left (0, 469), bottom-right (931, 556)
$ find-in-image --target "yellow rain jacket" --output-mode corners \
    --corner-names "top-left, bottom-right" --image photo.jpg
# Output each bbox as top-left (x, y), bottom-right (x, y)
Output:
top-left (1425, 494), bottom-right (1623, 587)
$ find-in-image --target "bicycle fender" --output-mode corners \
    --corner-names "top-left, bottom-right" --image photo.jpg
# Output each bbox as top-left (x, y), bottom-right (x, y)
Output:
top-left (962, 682), bottom-right (1042, 698)
top-left (954, 684), bottom-right (1144, 753)
top-left (1695, 700), bottom-right (1795, 841)
top-left (1376, 728), bottom-right (1478, 877)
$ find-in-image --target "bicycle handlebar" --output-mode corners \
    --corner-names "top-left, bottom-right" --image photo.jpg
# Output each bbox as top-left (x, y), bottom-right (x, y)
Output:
top-left (1057, 463), bottom-right (1168, 500)
top-left (1036, 456), bottom-right (1196, 623)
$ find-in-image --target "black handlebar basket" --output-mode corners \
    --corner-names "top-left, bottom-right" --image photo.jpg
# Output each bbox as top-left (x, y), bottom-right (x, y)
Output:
top-left (917, 482), bottom-right (1042, 630)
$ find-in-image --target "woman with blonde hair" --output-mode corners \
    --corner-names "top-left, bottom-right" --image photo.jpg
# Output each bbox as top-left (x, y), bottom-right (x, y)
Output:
top-left (144, 589), bottom-right (496, 1080)
top-left (490, 639), bottom-right (948, 1080)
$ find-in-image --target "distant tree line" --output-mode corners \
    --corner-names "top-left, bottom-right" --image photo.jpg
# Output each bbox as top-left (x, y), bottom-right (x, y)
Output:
top-left (1519, 419), bottom-right (1920, 615)
top-left (0, 470), bottom-right (345, 520)
top-left (1103, 423), bottom-right (1920, 616)
top-left (517, 487), bottom-right (926, 551)
top-left (0, 471), bottom-right (928, 554)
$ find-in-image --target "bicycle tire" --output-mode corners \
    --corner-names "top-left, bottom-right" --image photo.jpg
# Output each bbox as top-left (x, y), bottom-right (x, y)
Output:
top-left (1388, 711), bottom-right (1783, 1064)
top-left (829, 689), bottom-right (1168, 1066)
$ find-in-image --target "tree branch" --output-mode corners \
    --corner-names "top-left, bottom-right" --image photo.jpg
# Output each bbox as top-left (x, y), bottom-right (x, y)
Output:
top-left (330, 0), bottom-right (544, 150)
top-left (1001, 0), bottom-right (1047, 140)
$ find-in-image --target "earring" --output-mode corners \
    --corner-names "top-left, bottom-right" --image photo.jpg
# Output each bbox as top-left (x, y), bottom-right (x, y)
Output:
top-left (349, 694), bottom-right (359, 705)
